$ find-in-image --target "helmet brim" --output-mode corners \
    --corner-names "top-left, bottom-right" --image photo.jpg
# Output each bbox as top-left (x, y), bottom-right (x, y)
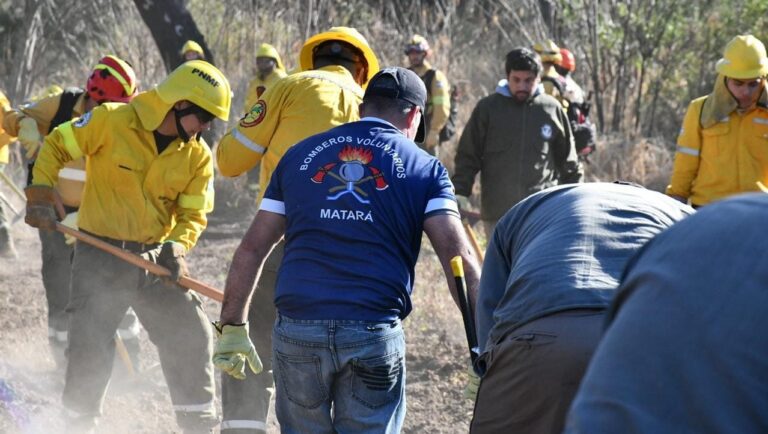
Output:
top-left (299, 29), bottom-right (379, 86)
top-left (716, 59), bottom-right (768, 80)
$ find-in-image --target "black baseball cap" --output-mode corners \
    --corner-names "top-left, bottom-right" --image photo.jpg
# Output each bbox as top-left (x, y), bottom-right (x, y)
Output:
top-left (364, 67), bottom-right (427, 143)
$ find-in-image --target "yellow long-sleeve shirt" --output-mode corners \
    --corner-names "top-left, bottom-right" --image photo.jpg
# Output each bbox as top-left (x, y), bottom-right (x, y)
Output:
top-left (33, 90), bottom-right (214, 250)
top-left (667, 96), bottom-right (768, 206)
top-left (0, 90), bottom-right (13, 164)
top-left (217, 65), bottom-right (363, 204)
top-left (3, 90), bottom-right (87, 206)
top-left (410, 61), bottom-right (450, 142)
top-left (242, 69), bottom-right (287, 113)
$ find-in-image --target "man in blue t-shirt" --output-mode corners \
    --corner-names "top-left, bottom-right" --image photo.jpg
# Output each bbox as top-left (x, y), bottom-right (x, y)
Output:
top-left (214, 67), bottom-right (482, 433)
top-left (470, 182), bottom-right (693, 434)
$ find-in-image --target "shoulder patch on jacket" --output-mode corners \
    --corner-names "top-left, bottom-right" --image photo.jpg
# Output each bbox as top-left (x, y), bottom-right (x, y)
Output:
top-left (240, 100), bottom-right (267, 128)
top-left (541, 123), bottom-right (553, 139)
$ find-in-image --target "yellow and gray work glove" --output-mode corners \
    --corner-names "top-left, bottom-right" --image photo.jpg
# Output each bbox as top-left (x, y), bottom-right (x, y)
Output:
top-left (18, 117), bottom-right (43, 159)
top-left (464, 363), bottom-right (481, 401)
top-left (157, 241), bottom-right (189, 282)
top-left (61, 211), bottom-right (78, 245)
top-left (212, 322), bottom-right (263, 380)
top-left (456, 194), bottom-right (471, 211)
top-left (24, 185), bottom-right (58, 230)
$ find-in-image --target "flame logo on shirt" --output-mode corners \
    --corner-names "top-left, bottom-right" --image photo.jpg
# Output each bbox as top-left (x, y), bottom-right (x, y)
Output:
top-left (311, 145), bottom-right (388, 204)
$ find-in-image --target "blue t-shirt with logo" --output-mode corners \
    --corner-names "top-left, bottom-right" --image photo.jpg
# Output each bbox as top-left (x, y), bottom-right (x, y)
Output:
top-left (261, 117), bottom-right (459, 321)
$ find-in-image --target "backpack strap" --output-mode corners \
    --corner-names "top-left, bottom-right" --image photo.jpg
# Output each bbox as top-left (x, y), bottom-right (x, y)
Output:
top-left (540, 75), bottom-right (565, 96)
top-left (48, 87), bottom-right (85, 133)
top-left (422, 69), bottom-right (437, 100)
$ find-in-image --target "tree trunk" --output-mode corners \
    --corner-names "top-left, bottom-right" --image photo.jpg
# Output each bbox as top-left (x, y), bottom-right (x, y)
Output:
top-left (538, 0), bottom-right (556, 37)
top-left (634, 57), bottom-right (646, 133)
top-left (9, 1), bottom-right (44, 103)
top-left (611, 1), bottom-right (632, 132)
top-left (587, 0), bottom-right (604, 132)
top-left (132, 0), bottom-right (214, 72)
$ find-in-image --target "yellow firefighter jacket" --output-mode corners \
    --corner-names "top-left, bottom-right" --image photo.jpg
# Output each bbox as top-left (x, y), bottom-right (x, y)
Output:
top-left (667, 94), bottom-right (768, 206)
top-left (0, 91), bottom-right (13, 164)
top-left (217, 65), bottom-right (363, 204)
top-left (32, 90), bottom-right (214, 250)
top-left (409, 61), bottom-right (450, 143)
top-left (3, 90), bottom-right (87, 206)
top-left (541, 65), bottom-right (568, 108)
top-left (243, 69), bottom-right (287, 113)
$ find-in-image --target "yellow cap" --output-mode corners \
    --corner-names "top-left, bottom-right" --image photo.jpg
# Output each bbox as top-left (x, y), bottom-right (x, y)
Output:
top-left (181, 40), bottom-right (205, 56)
top-left (299, 26), bottom-right (379, 86)
top-left (716, 35), bottom-right (768, 79)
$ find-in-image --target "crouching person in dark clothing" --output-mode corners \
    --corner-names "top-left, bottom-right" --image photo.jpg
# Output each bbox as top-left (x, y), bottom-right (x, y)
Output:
top-left (565, 193), bottom-right (768, 434)
top-left (470, 182), bottom-right (693, 434)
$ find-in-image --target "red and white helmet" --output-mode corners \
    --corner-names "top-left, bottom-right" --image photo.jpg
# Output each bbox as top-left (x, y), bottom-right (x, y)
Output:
top-left (559, 48), bottom-right (576, 72)
top-left (86, 55), bottom-right (137, 103)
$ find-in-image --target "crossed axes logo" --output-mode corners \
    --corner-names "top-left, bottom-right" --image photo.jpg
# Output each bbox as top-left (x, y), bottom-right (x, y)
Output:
top-left (311, 145), bottom-right (388, 204)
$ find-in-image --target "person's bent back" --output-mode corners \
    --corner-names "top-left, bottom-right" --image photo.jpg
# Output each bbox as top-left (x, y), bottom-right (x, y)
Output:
top-left (471, 182), bottom-right (693, 434)
top-left (565, 193), bottom-right (768, 434)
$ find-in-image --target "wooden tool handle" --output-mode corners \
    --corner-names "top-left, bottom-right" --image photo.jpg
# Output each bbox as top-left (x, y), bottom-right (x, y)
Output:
top-left (56, 223), bottom-right (224, 302)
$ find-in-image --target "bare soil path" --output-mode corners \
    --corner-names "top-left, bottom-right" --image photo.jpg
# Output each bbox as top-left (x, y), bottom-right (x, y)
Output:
top-left (0, 190), bottom-right (474, 433)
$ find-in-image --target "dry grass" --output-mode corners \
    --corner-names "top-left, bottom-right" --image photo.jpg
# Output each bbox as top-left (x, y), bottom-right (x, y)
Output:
top-left (584, 134), bottom-right (675, 192)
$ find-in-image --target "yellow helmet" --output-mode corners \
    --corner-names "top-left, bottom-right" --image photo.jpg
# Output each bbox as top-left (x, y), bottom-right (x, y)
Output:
top-left (533, 39), bottom-right (562, 64)
top-left (404, 34), bottom-right (431, 54)
top-left (180, 40), bottom-right (205, 56)
top-left (156, 60), bottom-right (231, 121)
top-left (256, 43), bottom-right (285, 71)
top-left (299, 26), bottom-right (380, 86)
top-left (716, 35), bottom-right (768, 79)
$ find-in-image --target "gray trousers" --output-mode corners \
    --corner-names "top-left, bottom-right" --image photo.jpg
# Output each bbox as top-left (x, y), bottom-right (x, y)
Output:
top-left (39, 227), bottom-right (141, 369)
top-left (221, 241), bottom-right (284, 433)
top-left (39, 229), bottom-right (73, 335)
top-left (64, 240), bottom-right (216, 430)
top-left (471, 309), bottom-right (604, 434)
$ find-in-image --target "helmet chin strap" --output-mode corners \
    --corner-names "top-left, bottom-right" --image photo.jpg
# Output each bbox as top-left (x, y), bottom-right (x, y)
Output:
top-left (174, 108), bottom-right (191, 142)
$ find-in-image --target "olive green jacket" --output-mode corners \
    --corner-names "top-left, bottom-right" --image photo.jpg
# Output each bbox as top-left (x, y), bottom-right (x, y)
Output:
top-left (452, 82), bottom-right (583, 221)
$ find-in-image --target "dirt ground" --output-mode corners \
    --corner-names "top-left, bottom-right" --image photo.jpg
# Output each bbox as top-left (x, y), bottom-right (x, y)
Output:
top-left (0, 183), bottom-right (476, 433)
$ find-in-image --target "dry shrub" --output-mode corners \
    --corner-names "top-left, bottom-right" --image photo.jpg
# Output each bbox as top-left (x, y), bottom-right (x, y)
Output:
top-left (584, 134), bottom-right (675, 192)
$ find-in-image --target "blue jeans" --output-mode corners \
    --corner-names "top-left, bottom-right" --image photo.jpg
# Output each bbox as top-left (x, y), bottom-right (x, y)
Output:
top-left (272, 314), bottom-right (406, 434)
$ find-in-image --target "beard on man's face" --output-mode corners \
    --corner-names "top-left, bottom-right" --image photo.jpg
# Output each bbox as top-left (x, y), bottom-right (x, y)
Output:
top-left (514, 91), bottom-right (530, 102)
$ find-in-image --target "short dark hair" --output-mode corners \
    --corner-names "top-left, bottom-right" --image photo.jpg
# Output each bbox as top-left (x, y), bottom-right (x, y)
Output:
top-left (360, 94), bottom-right (415, 120)
top-left (505, 47), bottom-right (542, 76)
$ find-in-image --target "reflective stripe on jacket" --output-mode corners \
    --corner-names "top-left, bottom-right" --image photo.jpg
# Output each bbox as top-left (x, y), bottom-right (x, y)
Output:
top-left (667, 96), bottom-right (768, 206)
top-left (33, 90), bottom-right (214, 250)
top-left (217, 65), bottom-right (363, 205)
top-left (4, 91), bottom-right (87, 206)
